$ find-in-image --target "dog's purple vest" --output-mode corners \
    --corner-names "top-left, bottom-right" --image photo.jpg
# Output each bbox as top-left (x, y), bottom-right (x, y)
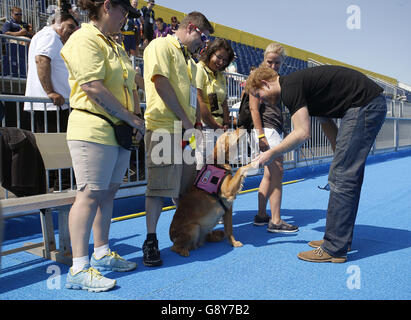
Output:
top-left (194, 164), bottom-right (228, 195)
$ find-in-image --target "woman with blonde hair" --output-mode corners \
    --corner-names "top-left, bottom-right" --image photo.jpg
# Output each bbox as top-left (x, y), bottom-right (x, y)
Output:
top-left (249, 43), bottom-right (298, 233)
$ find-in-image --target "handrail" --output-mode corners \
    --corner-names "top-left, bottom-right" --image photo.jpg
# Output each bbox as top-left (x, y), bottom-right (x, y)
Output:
top-left (0, 94), bottom-right (68, 103)
top-left (0, 33), bottom-right (31, 43)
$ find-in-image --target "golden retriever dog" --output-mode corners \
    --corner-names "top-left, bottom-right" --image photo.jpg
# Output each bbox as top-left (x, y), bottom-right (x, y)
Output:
top-left (169, 128), bottom-right (257, 257)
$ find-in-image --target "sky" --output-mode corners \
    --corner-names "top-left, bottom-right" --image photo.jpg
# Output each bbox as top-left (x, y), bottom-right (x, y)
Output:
top-left (153, 0), bottom-right (411, 86)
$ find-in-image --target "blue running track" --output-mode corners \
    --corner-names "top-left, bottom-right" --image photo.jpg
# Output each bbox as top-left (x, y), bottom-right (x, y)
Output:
top-left (1, 151), bottom-right (410, 300)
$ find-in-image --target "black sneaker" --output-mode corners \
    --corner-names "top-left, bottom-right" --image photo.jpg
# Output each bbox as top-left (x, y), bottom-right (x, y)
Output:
top-left (142, 239), bottom-right (163, 267)
top-left (253, 214), bottom-right (270, 226)
top-left (267, 220), bottom-right (299, 233)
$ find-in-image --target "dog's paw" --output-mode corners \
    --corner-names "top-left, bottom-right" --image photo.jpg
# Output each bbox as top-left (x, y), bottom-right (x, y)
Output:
top-left (227, 235), bottom-right (243, 247)
top-left (251, 159), bottom-right (260, 169)
top-left (171, 245), bottom-right (190, 257)
top-left (207, 230), bottom-right (225, 242)
top-left (231, 240), bottom-right (243, 248)
top-left (240, 162), bottom-right (259, 177)
top-left (239, 166), bottom-right (250, 177)
top-left (180, 249), bottom-right (190, 257)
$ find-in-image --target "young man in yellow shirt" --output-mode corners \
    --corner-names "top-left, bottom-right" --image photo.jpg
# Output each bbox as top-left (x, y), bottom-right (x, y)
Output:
top-left (143, 11), bottom-right (214, 266)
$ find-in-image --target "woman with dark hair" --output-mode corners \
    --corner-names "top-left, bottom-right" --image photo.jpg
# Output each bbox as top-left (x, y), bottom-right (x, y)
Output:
top-left (170, 16), bottom-right (179, 34)
top-left (61, 0), bottom-right (144, 292)
top-left (195, 38), bottom-right (234, 168)
top-left (197, 38), bottom-right (234, 130)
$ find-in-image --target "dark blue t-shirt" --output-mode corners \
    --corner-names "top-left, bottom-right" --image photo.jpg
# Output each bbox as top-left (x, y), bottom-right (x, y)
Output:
top-left (1, 18), bottom-right (29, 33)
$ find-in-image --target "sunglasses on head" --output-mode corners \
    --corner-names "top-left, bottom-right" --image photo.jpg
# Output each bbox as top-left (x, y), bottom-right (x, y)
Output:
top-left (189, 23), bottom-right (209, 43)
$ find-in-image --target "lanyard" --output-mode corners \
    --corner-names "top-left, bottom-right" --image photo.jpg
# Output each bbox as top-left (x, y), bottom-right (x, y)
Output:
top-left (93, 25), bottom-right (128, 81)
top-left (173, 35), bottom-right (197, 109)
top-left (177, 37), bottom-right (189, 63)
top-left (93, 25), bottom-right (130, 109)
top-left (104, 36), bottom-right (129, 81)
top-left (175, 36), bottom-right (193, 81)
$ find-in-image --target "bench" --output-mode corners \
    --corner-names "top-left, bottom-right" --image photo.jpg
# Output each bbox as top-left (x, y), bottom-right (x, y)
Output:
top-left (1, 132), bottom-right (75, 265)
top-left (1, 190), bottom-right (76, 265)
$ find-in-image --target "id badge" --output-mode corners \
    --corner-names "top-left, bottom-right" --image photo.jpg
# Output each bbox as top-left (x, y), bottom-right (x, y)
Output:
top-left (190, 85), bottom-right (197, 109)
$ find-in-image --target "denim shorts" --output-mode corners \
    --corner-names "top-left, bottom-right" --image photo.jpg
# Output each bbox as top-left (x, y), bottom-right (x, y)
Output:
top-left (67, 140), bottom-right (131, 191)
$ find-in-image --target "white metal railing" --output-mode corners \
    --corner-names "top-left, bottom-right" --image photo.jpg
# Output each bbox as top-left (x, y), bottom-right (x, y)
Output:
top-left (2, 94), bottom-right (411, 199)
top-left (1, 42), bottom-right (410, 199)
top-left (1, 33), bottom-right (409, 108)
top-left (0, 34), bottom-right (30, 95)
top-left (224, 72), bottom-right (247, 107)
top-left (130, 56), bottom-right (248, 107)
top-left (0, 0), bottom-right (85, 32)
top-left (0, 95), bottom-right (147, 199)
top-left (307, 58), bottom-right (405, 101)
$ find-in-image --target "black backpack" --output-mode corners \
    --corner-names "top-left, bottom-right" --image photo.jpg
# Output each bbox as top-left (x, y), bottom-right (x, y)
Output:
top-left (237, 92), bottom-right (253, 132)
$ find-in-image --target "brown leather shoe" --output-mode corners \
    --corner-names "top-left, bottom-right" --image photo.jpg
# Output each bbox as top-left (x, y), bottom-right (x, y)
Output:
top-left (298, 247), bottom-right (347, 263)
top-left (308, 239), bottom-right (351, 252)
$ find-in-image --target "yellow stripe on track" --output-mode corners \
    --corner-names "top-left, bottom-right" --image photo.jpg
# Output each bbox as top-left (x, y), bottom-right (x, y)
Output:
top-left (111, 179), bottom-right (305, 223)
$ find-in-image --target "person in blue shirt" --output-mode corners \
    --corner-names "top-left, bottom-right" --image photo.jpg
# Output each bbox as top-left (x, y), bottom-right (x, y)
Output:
top-left (154, 17), bottom-right (172, 38)
top-left (2, 6), bottom-right (34, 38)
top-left (121, 17), bottom-right (140, 56)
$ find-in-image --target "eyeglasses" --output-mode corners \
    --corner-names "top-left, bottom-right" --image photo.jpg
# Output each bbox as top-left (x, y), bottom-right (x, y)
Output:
top-left (213, 53), bottom-right (229, 64)
top-left (190, 23), bottom-right (209, 43)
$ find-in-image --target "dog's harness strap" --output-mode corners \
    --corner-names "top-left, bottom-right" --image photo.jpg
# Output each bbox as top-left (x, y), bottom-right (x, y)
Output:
top-left (194, 164), bottom-right (230, 211)
top-left (195, 165), bottom-right (228, 194)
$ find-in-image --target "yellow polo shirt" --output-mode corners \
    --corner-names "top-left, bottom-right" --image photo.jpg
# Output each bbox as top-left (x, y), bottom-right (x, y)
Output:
top-left (143, 34), bottom-right (197, 133)
top-left (61, 23), bottom-right (136, 145)
top-left (196, 61), bottom-right (227, 125)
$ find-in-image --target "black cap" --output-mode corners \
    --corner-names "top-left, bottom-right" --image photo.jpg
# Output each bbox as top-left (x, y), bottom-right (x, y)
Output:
top-left (110, 0), bottom-right (140, 18)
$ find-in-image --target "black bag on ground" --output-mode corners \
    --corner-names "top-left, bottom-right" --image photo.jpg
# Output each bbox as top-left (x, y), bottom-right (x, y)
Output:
top-left (237, 92), bottom-right (253, 132)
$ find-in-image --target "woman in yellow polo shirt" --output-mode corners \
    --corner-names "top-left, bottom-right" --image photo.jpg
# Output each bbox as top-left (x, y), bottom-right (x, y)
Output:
top-left (196, 38), bottom-right (234, 167)
top-left (60, 0), bottom-right (145, 292)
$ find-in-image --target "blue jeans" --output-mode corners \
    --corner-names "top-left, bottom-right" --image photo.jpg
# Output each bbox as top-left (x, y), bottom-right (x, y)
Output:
top-left (322, 95), bottom-right (387, 257)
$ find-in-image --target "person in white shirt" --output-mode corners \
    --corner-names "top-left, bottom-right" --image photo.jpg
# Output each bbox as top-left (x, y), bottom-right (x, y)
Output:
top-left (24, 12), bottom-right (78, 132)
